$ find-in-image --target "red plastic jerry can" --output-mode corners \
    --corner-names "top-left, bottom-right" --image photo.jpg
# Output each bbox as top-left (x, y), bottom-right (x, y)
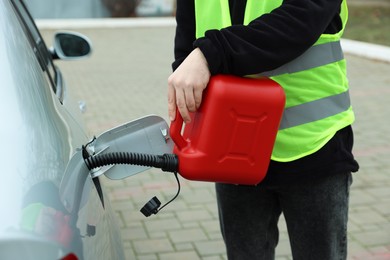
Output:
top-left (170, 75), bottom-right (285, 185)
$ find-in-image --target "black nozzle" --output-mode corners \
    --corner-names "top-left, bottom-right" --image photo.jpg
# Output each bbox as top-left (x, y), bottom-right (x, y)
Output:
top-left (140, 196), bottom-right (161, 217)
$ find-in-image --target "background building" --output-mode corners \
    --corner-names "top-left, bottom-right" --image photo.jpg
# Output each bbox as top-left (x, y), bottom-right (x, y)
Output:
top-left (25, 0), bottom-right (175, 19)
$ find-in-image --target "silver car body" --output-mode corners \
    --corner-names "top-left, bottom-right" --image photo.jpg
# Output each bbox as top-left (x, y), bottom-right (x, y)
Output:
top-left (0, 0), bottom-right (125, 259)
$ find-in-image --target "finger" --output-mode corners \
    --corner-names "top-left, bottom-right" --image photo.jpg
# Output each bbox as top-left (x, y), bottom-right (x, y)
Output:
top-left (167, 83), bottom-right (177, 121)
top-left (176, 90), bottom-right (191, 123)
top-left (184, 87), bottom-right (196, 112)
top-left (178, 105), bottom-right (191, 124)
top-left (193, 88), bottom-right (203, 109)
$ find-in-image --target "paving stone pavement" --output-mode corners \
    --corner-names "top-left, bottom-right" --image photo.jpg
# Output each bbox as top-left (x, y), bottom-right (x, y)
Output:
top-left (40, 23), bottom-right (390, 260)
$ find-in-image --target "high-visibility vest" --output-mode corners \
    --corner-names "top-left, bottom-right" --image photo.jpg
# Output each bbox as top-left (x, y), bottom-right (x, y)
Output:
top-left (194, 0), bottom-right (355, 162)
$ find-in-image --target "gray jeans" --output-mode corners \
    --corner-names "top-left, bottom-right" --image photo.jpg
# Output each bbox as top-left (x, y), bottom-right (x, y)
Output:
top-left (216, 172), bottom-right (353, 260)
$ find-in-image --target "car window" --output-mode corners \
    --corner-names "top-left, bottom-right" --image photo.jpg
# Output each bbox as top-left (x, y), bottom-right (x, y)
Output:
top-left (10, 0), bottom-right (58, 95)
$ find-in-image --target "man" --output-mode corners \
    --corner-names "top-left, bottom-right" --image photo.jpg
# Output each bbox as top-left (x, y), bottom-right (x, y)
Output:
top-left (167, 0), bottom-right (359, 259)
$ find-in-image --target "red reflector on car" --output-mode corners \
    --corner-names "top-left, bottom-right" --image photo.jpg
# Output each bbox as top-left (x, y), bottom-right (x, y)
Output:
top-left (61, 253), bottom-right (78, 260)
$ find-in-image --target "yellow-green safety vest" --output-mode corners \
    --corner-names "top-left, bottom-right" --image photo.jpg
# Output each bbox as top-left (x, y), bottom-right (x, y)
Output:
top-left (194, 0), bottom-right (355, 162)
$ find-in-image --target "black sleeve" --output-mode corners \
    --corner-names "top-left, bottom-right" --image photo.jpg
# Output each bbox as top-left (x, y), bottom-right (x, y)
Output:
top-left (173, 0), bottom-right (343, 76)
top-left (171, 0), bottom-right (196, 71)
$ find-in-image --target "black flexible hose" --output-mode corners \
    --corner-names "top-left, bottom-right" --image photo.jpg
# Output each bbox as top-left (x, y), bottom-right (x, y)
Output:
top-left (84, 152), bottom-right (179, 173)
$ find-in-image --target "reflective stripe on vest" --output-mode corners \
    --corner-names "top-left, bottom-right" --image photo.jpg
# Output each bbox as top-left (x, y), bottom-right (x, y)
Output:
top-left (258, 41), bottom-right (344, 77)
top-left (279, 90), bottom-right (350, 130)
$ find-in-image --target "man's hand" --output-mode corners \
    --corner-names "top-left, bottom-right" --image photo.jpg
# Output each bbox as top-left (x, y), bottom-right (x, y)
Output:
top-left (168, 48), bottom-right (211, 123)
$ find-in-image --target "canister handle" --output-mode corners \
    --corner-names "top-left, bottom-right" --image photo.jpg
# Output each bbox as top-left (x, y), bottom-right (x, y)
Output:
top-left (169, 109), bottom-right (188, 150)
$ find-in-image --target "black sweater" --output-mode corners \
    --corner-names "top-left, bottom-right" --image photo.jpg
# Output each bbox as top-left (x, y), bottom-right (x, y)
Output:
top-left (172, 0), bottom-right (359, 185)
top-left (172, 0), bottom-right (343, 74)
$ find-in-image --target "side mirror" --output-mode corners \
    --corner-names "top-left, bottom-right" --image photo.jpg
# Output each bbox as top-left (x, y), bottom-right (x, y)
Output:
top-left (50, 31), bottom-right (92, 60)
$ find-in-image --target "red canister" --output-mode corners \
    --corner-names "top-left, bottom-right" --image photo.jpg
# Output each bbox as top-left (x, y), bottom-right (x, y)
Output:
top-left (170, 75), bottom-right (285, 185)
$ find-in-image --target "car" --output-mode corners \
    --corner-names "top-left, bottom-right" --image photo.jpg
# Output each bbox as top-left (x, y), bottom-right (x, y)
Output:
top-left (0, 0), bottom-right (173, 259)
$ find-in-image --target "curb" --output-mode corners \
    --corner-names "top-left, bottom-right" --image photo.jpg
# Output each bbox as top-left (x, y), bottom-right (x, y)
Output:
top-left (36, 18), bottom-right (390, 64)
top-left (341, 39), bottom-right (390, 64)
top-left (36, 17), bottom-right (176, 29)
